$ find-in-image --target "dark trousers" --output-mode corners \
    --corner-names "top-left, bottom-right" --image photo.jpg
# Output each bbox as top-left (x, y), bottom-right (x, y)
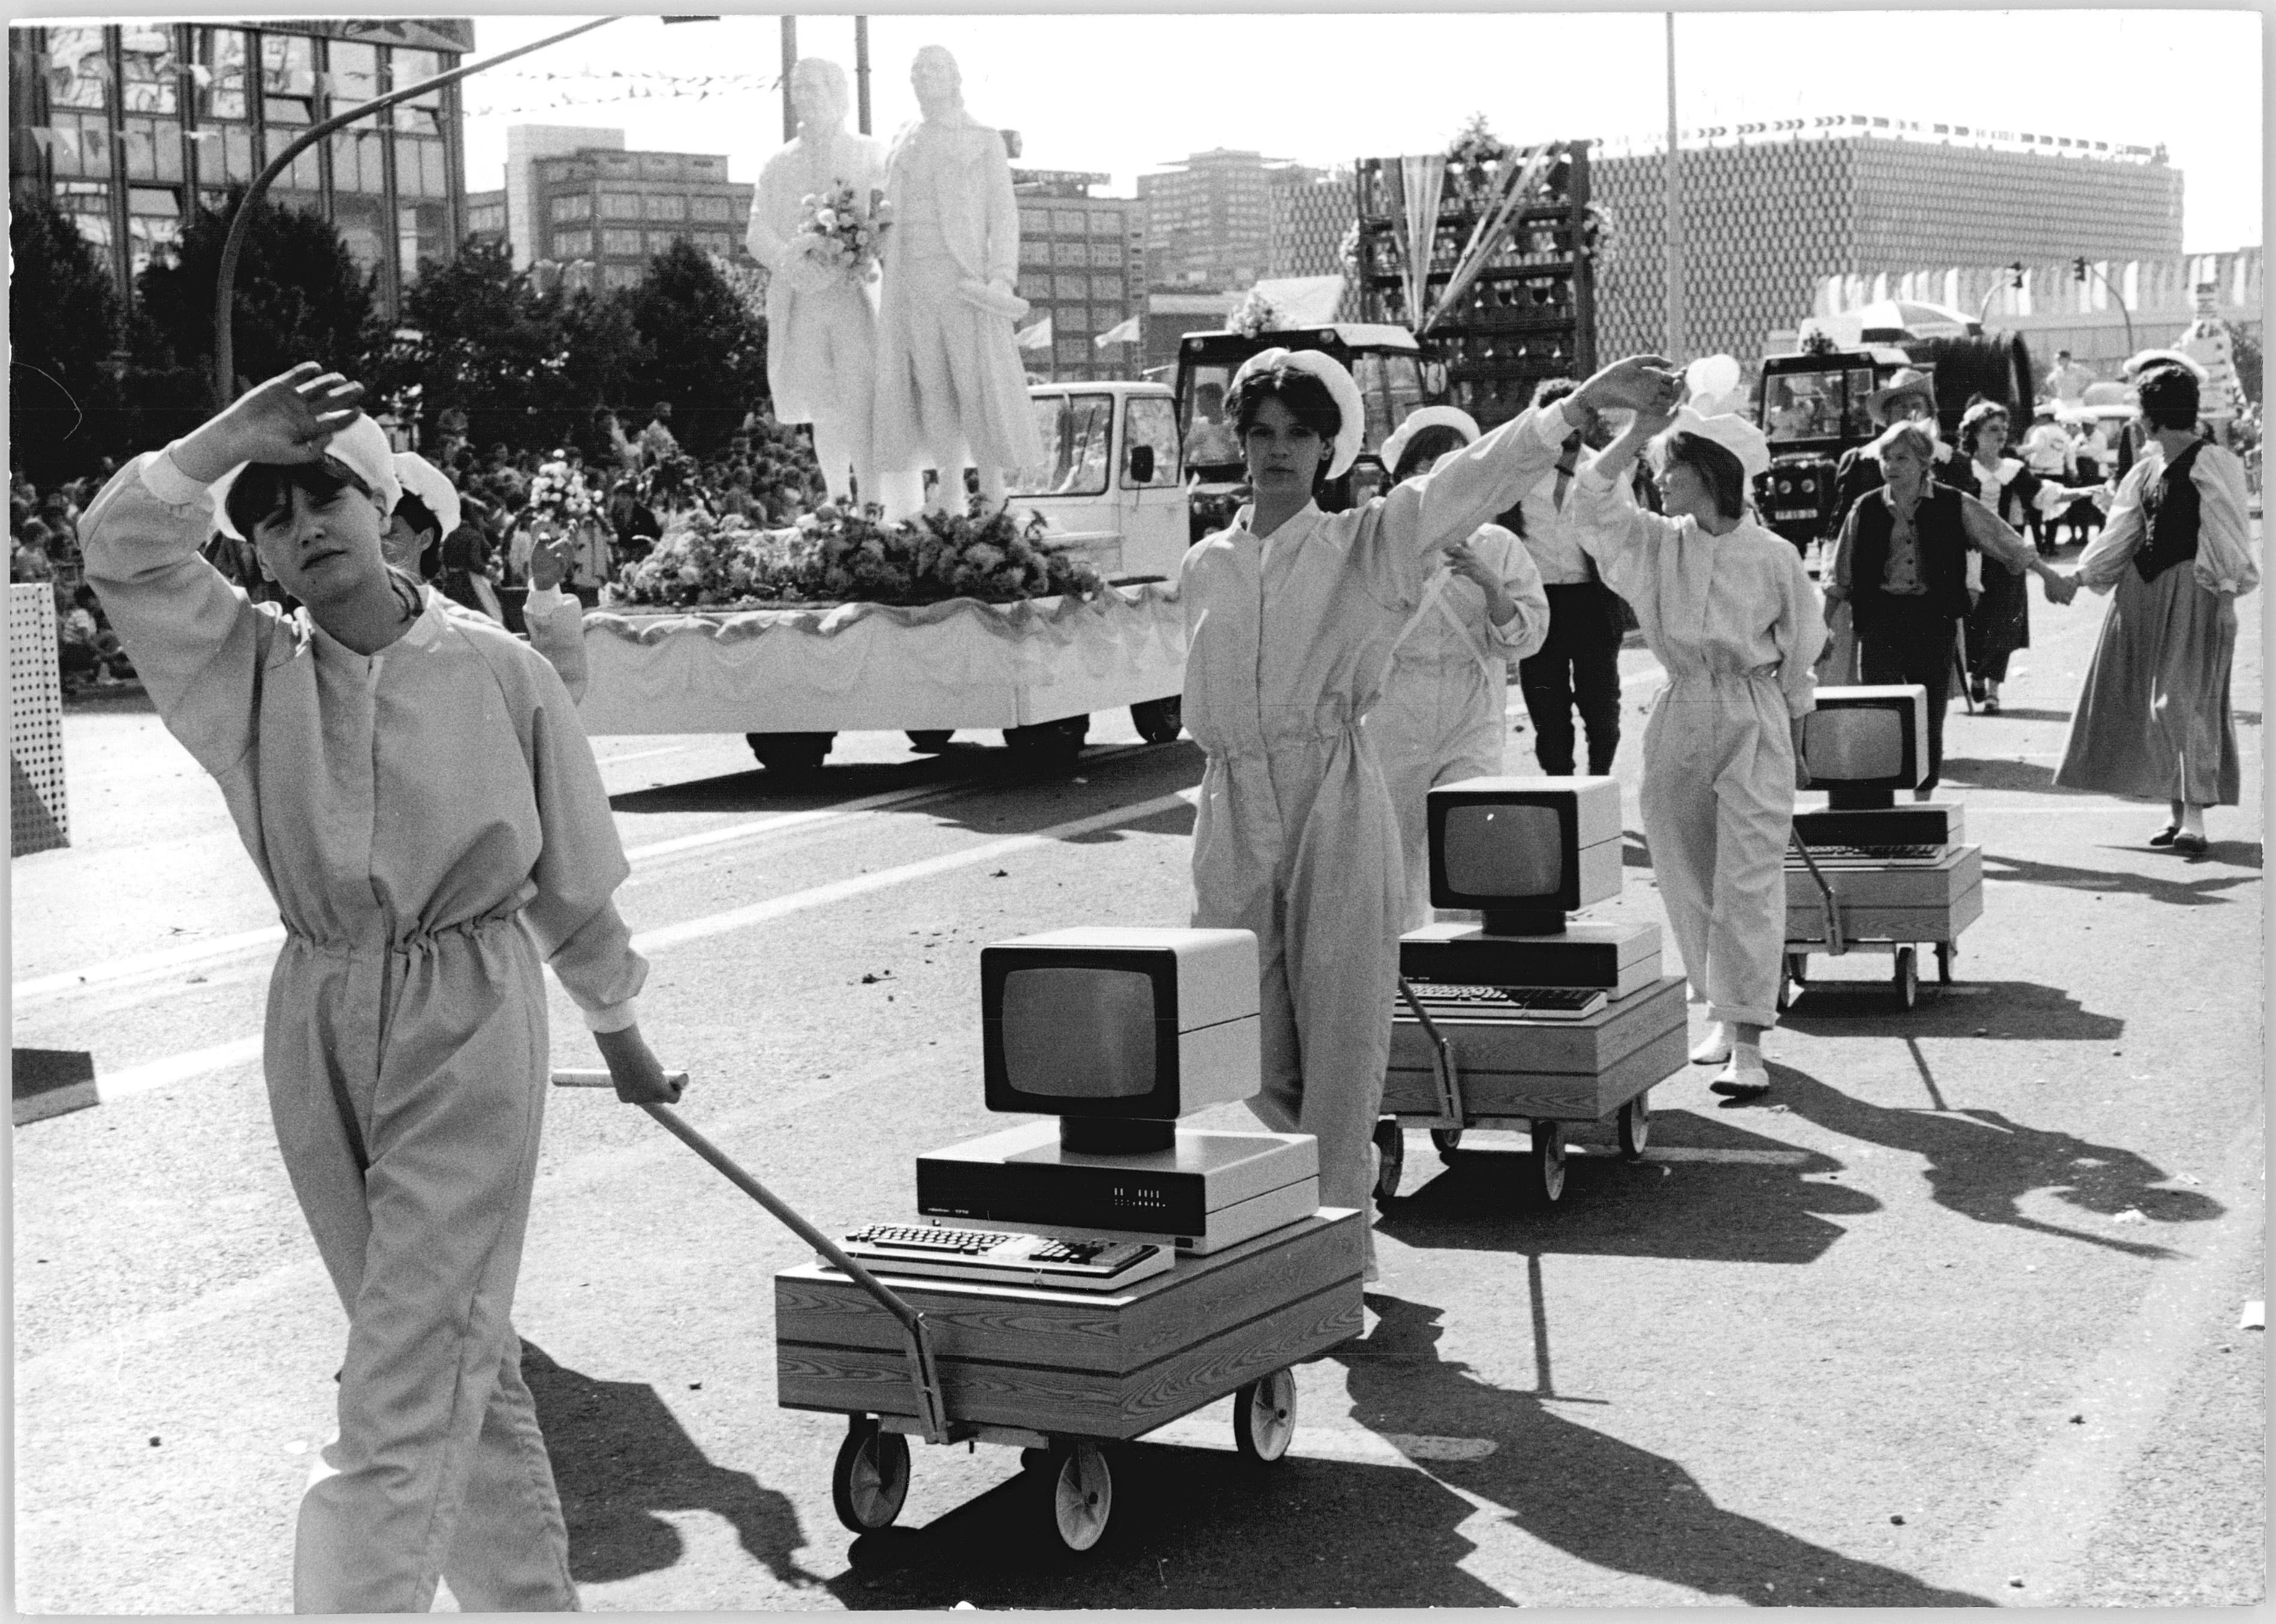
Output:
top-left (1857, 596), bottom-right (1958, 791)
top-left (1518, 582), bottom-right (1624, 775)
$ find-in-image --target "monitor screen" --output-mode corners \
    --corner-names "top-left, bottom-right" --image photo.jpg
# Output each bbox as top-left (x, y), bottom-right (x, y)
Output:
top-left (1441, 803), bottom-right (1564, 900)
top-left (1805, 708), bottom-right (1905, 781)
top-left (998, 966), bottom-right (1160, 1100)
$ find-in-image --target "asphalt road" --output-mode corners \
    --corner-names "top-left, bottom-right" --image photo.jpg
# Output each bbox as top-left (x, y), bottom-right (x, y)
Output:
top-left (11, 549), bottom-right (2265, 1611)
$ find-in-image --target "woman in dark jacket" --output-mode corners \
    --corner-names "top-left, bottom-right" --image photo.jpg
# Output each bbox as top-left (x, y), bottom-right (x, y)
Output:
top-left (1825, 423), bottom-right (2073, 794)
top-left (1951, 401), bottom-right (2061, 712)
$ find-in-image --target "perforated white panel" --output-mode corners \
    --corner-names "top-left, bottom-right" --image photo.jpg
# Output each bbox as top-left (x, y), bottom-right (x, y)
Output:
top-left (10, 582), bottom-right (70, 855)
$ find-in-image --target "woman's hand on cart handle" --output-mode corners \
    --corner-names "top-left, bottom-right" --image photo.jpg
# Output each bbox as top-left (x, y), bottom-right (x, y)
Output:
top-left (171, 363), bottom-right (366, 486)
top-left (591, 1023), bottom-right (685, 1104)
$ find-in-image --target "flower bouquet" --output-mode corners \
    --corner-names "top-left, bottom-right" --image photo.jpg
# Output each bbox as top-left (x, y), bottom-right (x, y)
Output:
top-left (1228, 287), bottom-right (1280, 340)
top-left (524, 457), bottom-right (599, 540)
top-left (795, 183), bottom-right (891, 285)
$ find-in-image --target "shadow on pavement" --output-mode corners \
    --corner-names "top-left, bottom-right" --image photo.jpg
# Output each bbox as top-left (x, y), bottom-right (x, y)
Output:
top-left (819, 1435), bottom-right (1510, 1609)
top-left (1778, 977), bottom-right (2123, 1041)
top-left (1957, 705), bottom-right (2073, 724)
top-left (1936, 756), bottom-right (2102, 795)
top-left (607, 756), bottom-right (955, 815)
top-left (521, 1341), bottom-right (824, 1590)
top-left (1331, 1295), bottom-right (1997, 1607)
top-left (1718, 1064), bottom-right (2223, 1261)
top-left (1980, 849), bottom-right (2260, 902)
top-left (1376, 1110), bottom-right (1877, 1266)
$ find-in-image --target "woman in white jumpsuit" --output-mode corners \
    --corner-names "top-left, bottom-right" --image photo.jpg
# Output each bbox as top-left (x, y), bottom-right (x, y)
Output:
top-left (1567, 405), bottom-right (1825, 1096)
top-left (1367, 407), bottom-right (1551, 930)
top-left (83, 365), bottom-right (679, 1613)
top-left (1181, 352), bottom-right (1680, 1271)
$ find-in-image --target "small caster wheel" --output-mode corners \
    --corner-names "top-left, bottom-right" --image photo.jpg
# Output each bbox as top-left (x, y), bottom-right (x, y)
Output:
top-left (1430, 1126), bottom-right (1464, 1161)
top-left (1231, 1367), bottom-right (1297, 1463)
top-left (831, 1416), bottom-right (911, 1533)
top-left (1618, 1089), bottom-right (1651, 1159)
top-left (1935, 940), bottom-right (1955, 985)
top-left (1775, 966), bottom-right (1792, 1014)
top-left (1894, 945), bottom-right (1919, 1011)
top-left (1044, 1441), bottom-right (1113, 1552)
top-left (1371, 1118), bottom-right (1404, 1203)
top-left (906, 730), bottom-right (954, 754)
top-left (1787, 952), bottom-right (1810, 986)
top-left (1520, 1120), bottom-right (1567, 1208)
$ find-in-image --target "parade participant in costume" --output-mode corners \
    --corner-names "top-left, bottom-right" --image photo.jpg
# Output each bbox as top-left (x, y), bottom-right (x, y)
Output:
top-left (1825, 368), bottom-right (1956, 542)
top-left (1367, 405), bottom-right (1551, 930)
top-left (1952, 401), bottom-right (2067, 711)
top-left (2052, 363), bottom-right (2257, 854)
top-left (80, 364), bottom-right (677, 1613)
top-left (872, 45), bottom-right (1045, 517)
top-left (1824, 423), bottom-right (2072, 793)
top-left (1568, 403), bottom-right (1825, 1097)
top-left (1508, 376), bottom-right (1635, 777)
top-left (1181, 348), bottom-right (1680, 1270)
top-left (746, 57), bottom-right (887, 508)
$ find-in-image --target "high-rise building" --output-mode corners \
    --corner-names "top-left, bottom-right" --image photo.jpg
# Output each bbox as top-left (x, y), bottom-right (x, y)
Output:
top-left (514, 141), bottom-right (755, 294)
top-left (501, 123), bottom-right (621, 272)
top-left (1012, 170), bottom-right (1145, 382)
top-left (1138, 149), bottom-right (1319, 290)
top-left (8, 19), bottom-right (472, 312)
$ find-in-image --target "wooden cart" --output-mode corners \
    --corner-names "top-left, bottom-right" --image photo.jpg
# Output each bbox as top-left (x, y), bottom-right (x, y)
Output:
top-left (1780, 831), bottom-right (1983, 1011)
top-left (1374, 975), bottom-right (1689, 1208)
top-left (556, 1072), bottom-right (1361, 1553)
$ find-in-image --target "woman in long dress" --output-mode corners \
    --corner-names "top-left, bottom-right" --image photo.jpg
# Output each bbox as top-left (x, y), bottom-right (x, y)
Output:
top-left (2051, 364), bottom-right (2258, 853)
top-left (1951, 401), bottom-right (2066, 713)
top-left (1182, 351), bottom-right (1680, 1271)
top-left (1567, 405), bottom-right (1826, 1096)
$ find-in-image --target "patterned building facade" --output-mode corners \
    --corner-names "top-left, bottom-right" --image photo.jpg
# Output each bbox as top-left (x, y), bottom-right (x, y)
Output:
top-left (523, 145), bottom-right (753, 294)
top-left (7, 19), bottom-right (472, 314)
top-left (1268, 170), bottom-right (1361, 321)
top-left (1138, 148), bottom-right (1322, 288)
top-left (1014, 172), bottom-right (1146, 381)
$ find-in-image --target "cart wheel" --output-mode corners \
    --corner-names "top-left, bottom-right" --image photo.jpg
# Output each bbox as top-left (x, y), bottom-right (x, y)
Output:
top-left (1618, 1089), bottom-right (1652, 1159)
top-left (1045, 1441), bottom-right (1113, 1553)
top-left (1935, 940), bottom-right (1955, 985)
top-left (1431, 1126), bottom-right (1464, 1160)
top-left (1894, 946), bottom-right (1919, 1010)
top-left (1130, 697), bottom-right (1184, 745)
top-left (1371, 1118), bottom-right (1404, 1203)
top-left (1003, 716), bottom-right (1089, 766)
top-left (1521, 1121), bottom-right (1567, 1207)
top-left (906, 730), bottom-right (954, 754)
top-left (1231, 1367), bottom-right (1297, 1463)
top-left (746, 731), bottom-right (833, 775)
top-left (1787, 952), bottom-right (1810, 986)
top-left (831, 1417), bottom-right (911, 1533)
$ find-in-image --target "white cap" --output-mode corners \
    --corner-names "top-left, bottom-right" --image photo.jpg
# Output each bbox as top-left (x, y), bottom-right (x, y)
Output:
top-left (208, 414), bottom-right (400, 540)
top-left (1668, 405), bottom-right (1771, 480)
top-left (391, 451), bottom-right (461, 539)
top-left (1230, 347), bottom-right (1367, 481)
top-left (1379, 405), bottom-right (1482, 480)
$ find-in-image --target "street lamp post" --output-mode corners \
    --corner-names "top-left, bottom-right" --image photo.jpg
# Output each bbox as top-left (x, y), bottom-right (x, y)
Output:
top-left (210, 16), bottom-right (621, 407)
top-left (2072, 257), bottom-right (2136, 356)
top-left (1977, 260), bottom-right (2025, 326)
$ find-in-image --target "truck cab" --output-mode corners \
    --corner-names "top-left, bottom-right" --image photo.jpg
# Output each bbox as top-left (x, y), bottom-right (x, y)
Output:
top-left (1753, 345), bottom-right (1916, 549)
top-left (1009, 381), bottom-right (1189, 583)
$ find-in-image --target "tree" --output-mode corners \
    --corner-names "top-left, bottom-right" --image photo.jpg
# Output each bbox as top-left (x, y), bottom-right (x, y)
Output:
top-left (621, 237), bottom-right (769, 457)
top-left (135, 187), bottom-right (377, 397)
top-left (378, 239), bottom-right (575, 452)
top-left (8, 198), bottom-right (126, 484)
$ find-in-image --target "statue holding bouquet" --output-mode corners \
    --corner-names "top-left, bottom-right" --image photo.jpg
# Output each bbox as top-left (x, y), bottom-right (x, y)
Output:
top-left (746, 56), bottom-right (888, 508)
top-left (873, 44), bottom-right (1045, 518)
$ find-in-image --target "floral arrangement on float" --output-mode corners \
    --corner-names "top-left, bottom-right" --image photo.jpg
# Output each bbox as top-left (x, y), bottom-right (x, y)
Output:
top-left (1795, 321), bottom-right (1841, 357)
top-left (524, 454), bottom-right (601, 537)
top-left (795, 183), bottom-right (892, 284)
top-left (1228, 287), bottom-right (1281, 340)
top-left (610, 503), bottom-right (1105, 611)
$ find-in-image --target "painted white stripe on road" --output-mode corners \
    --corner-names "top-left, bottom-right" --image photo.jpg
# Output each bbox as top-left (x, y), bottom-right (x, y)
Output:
top-left (1138, 1413), bottom-right (1497, 1465)
top-left (94, 1036), bottom-right (265, 1102)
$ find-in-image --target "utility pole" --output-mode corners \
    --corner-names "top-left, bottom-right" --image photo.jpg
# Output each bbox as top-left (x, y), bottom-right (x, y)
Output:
top-left (1662, 12), bottom-right (1686, 361)
top-left (780, 15), bottom-right (798, 143)
top-left (854, 16), bottom-right (872, 135)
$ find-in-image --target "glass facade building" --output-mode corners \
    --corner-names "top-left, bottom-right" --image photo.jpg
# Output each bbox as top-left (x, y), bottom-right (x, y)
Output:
top-left (8, 19), bottom-right (471, 313)
top-left (1012, 173), bottom-right (1145, 382)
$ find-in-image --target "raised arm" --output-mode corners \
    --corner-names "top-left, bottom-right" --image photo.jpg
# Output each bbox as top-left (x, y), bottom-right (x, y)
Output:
top-left (2072, 459), bottom-right (2153, 593)
top-left (1958, 490), bottom-right (2073, 602)
top-left (1566, 409), bottom-right (1686, 604)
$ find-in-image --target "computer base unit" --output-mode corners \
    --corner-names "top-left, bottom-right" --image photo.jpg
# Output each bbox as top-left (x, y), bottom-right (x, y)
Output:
top-left (1398, 919), bottom-right (1662, 999)
top-left (1785, 845), bottom-right (1984, 947)
top-left (1385, 974), bottom-right (1689, 1124)
top-left (915, 1121), bottom-right (1319, 1255)
top-left (1793, 803), bottom-right (1964, 849)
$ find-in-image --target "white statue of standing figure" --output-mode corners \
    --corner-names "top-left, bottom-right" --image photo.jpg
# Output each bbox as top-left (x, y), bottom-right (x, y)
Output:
top-left (744, 57), bottom-right (885, 507)
top-left (873, 45), bottom-right (1045, 518)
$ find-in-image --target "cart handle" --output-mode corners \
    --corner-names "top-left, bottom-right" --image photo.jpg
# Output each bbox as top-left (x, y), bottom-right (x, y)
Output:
top-left (550, 1069), bottom-right (955, 1445)
top-left (1784, 831), bottom-right (1846, 955)
top-left (1395, 978), bottom-right (1466, 1128)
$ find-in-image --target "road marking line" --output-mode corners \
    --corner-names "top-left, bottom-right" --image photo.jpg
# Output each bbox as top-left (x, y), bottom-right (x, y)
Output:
top-left (94, 1036), bottom-right (265, 1104)
top-left (1137, 1413), bottom-right (1497, 1465)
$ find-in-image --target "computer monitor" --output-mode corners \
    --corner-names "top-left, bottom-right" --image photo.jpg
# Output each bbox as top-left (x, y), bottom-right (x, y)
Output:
top-left (1425, 776), bottom-right (1623, 935)
top-left (1801, 685), bottom-right (1930, 809)
top-left (981, 927), bottom-right (1260, 1153)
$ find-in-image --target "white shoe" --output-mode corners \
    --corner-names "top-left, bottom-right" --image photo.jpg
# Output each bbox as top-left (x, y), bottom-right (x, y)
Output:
top-left (1689, 1022), bottom-right (1732, 1066)
top-left (1710, 1051), bottom-right (1770, 1096)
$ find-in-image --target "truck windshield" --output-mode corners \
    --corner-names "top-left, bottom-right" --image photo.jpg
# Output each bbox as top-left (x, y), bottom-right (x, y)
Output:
top-left (1181, 363), bottom-right (1244, 469)
top-left (1762, 367), bottom-right (1877, 444)
top-left (1350, 352), bottom-right (1424, 453)
top-left (1011, 393), bottom-right (1116, 497)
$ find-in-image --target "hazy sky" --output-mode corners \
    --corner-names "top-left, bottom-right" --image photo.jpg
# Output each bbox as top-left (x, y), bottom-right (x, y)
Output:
top-left (454, 8), bottom-right (2264, 254)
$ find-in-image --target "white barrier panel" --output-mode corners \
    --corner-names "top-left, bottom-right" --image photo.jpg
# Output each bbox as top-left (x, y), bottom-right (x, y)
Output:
top-left (10, 583), bottom-right (68, 856)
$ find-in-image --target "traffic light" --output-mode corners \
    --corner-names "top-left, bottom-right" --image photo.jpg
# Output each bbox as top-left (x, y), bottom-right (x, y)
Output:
top-left (2072, 257), bottom-right (2090, 282)
top-left (2006, 260), bottom-right (2027, 289)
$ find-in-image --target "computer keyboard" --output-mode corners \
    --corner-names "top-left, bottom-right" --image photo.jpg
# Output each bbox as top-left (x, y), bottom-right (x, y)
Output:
top-left (834, 1224), bottom-right (1173, 1290)
top-left (1396, 983), bottom-right (1611, 1021)
top-left (1789, 842), bottom-right (1949, 867)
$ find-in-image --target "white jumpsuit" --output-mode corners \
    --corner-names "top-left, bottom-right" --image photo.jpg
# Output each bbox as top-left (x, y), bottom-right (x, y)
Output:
top-left (1567, 466), bottom-right (1825, 1031)
top-left (83, 453), bottom-right (647, 1613)
top-left (1368, 523), bottom-right (1551, 930)
top-left (1180, 403), bottom-right (1578, 1264)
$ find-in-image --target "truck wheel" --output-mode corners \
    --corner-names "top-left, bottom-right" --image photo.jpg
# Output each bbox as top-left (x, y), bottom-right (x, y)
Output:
top-left (1130, 697), bottom-right (1184, 745)
top-left (746, 732), bottom-right (833, 775)
top-left (1004, 716), bottom-right (1087, 766)
top-left (906, 730), bottom-right (954, 754)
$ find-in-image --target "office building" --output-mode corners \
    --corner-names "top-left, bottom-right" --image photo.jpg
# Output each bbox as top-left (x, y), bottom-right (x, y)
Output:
top-left (513, 138), bottom-right (754, 293)
top-left (1012, 170), bottom-right (1145, 381)
top-left (1138, 148), bottom-right (1319, 290)
top-left (8, 19), bottom-right (472, 312)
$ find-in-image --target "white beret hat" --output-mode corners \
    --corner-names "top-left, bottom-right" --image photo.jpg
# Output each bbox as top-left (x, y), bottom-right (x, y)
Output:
top-left (1379, 404), bottom-right (1482, 479)
top-left (2123, 347), bottom-right (2209, 382)
top-left (390, 451), bottom-right (462, 539)
top-left (1667, 405), bottom-right (1771, 481)
top-left (1230, 346), bottom-right (1367, 481)
top-left (208, 413), bottom-right (400, 540)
